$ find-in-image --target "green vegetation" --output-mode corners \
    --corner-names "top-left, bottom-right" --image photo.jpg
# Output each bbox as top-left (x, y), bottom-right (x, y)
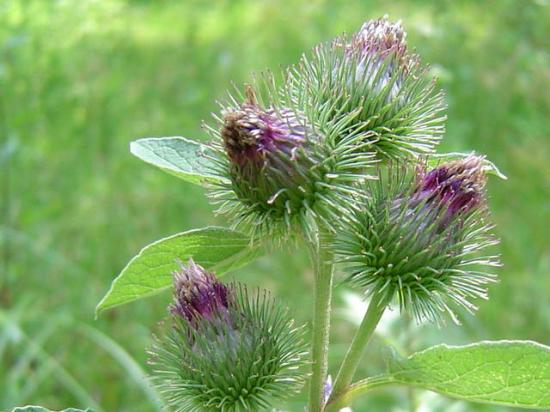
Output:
top-left (1, 1), bottom-right (548, 411)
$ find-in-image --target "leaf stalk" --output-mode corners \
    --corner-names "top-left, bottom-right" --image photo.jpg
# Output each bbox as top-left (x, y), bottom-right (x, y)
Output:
top-left (328, 291), bottom-right (390, 406)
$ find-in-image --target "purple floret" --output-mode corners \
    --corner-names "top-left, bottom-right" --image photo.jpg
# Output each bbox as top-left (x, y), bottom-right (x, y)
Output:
top-left (170, 259), bottom-right (230, 324)
top-left (350, 17), bottom-right (409, 62)
top-left (412, 155), bottom-right (486, 228)
top-left (220, 89), bottom-right (307, 168)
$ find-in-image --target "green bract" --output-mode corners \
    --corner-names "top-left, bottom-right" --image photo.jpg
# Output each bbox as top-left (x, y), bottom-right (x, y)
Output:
top-left (335, 158), bottom-right (500, 323)
top-left (149, 279), bottom-right (308, 412)
top-left (288, 17), bottom-right (446, 160)
top-left (204, 83), bottom-right (376, 241)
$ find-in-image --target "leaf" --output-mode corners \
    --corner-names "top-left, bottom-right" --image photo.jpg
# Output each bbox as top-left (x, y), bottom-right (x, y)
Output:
top-left (429, 152), bottom-right (508, 180)
top-left (11, 407), bottom-right (94, 412)
top-left (387, 340), bottom-right (550, 409)
top-left (95, 227), bottom-right (261, 316)
top-left (130, 136), bottom-right (227, 185)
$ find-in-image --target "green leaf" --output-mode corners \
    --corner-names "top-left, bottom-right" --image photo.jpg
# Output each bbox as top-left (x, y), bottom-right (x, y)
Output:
top-left (429, 152), bottom-right (508, 180)
top-left (130, 136), bottom-right (227, 185)
top-left (387, 340), bottom-right (550, 409)
top-left (95, 227), bottom-right (261, 316)
top-left (11, 407), bottom-right (94, 412)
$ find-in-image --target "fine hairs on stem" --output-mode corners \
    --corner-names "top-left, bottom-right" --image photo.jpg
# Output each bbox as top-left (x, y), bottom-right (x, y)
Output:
top-left (307, 226), bottom-right (335, 411)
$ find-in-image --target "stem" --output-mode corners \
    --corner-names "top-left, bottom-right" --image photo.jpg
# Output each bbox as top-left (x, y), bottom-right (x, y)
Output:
top-left (329, 292), bottom-right (389, 404)
top-left (307, 227), bottom-right (334, 412)
top-left (325, 375), bottom-right (395, 412)
top-left (404, 315), bottom-right (419, 412)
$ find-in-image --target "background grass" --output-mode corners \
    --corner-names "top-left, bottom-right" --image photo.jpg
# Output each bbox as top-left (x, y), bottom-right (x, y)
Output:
top-left (1, 0), bottom-right (549, 411)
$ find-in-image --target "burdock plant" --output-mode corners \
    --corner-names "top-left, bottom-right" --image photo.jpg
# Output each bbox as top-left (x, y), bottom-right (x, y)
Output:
top-left (92, 15), bottom-right (550, 412)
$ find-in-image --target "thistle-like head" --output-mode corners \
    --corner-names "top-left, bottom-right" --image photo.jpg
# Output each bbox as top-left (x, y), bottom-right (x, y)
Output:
top-left (150, 261), bottom-right (308, 411)
top-left (207, 83), bottom-right (375, 241)
top-left (289, 17), bottom-right (445, 160)
top-left (336, 157), bottom-right (499, 323)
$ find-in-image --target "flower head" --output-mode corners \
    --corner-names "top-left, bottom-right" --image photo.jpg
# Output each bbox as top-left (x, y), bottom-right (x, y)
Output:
top-left (411, 155), bottom-right (486, 228)
top-left (336, 157), bottom-right (499, 323)
top-left (149, 261), bottom-right (308, 411)
top-left (288, 16), bottom-right (446, 160)
top-left (207, 83), bottom-right (375, 241)
top-left (349, 18), bottom-right (408, 60)
top-left (170, 259), bottom-right (229, 324)
top-left (221, 100), bottom-right (306, 168)
top-left (347, 17), bottom-right (415, 77)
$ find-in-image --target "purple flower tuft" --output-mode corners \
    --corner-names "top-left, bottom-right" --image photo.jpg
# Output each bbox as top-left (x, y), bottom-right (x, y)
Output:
top-left (336, 17), bottom-right (420, 106)
top-left (170, 259), bottom-right (230, 324)
top-left (349, 17), bottom-right (409, 63)
top-left (221, 87), bottom-right (306, 168)
top-left (412, 155), bottom-right (486, 227)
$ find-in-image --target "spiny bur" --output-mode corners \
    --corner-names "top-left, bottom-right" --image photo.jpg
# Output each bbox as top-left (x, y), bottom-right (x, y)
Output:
top-left (149, 260), bottom-right (308, 412)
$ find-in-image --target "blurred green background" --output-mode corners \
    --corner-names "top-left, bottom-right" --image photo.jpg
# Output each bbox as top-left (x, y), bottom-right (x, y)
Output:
top-left (1, 0), bottom-right (549, 411)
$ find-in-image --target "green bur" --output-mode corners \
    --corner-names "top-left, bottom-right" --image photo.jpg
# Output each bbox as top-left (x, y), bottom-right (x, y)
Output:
top-left (289, 17), bottom-right (446, 160)
top-left (148, 261), bottom-right (308, 412)
top-left (336, 157), bottom-right (500, 324)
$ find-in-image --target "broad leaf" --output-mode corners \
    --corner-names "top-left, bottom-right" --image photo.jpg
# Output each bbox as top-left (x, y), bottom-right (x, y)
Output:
top-left (11, 407), bottom-right (93, 412)
top-left (388, 340), bottom-right (550, 409)
top-left (95, 227), bottom-right (260, 316)
top-left (130, 136), bottom-right (227, 185)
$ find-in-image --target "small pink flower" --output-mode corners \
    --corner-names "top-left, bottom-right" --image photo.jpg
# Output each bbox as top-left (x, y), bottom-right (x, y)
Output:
top-left (170, 259), bottom-right (230, 324)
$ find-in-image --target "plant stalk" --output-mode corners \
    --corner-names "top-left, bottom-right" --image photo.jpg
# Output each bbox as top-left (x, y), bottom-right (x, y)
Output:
top-left (307, 227), bottom-right (334, 412)
top-left (325, 375), bottom-right (395, 412)
top-left (328, 292), bottom-right (389, 405)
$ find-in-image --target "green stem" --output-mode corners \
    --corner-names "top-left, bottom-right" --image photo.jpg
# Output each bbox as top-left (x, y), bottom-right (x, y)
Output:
top-left (404, 315), bottom-right (419, 412)
top-left (307, 228), bottom-right (334, 412)
top-left (328, 292), bottom-right (389, 405)
top-left (325, 375), bottom-right (395, 412)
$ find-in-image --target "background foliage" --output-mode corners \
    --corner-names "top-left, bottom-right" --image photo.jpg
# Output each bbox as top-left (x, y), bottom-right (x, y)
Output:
top-left (1, 0), bottom-right (548, 411)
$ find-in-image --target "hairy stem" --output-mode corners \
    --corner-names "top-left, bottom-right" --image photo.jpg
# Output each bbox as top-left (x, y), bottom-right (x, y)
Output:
top-left (405, 315), bottom-right (419, 412)
top-left (307, 227), bottom-right (334, 412)
top-left (325, 375), bottom-right (395, 411)
top-left (328, 292), bottom-right (389, 405)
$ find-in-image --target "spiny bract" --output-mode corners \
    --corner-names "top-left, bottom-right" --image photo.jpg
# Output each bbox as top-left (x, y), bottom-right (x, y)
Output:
top-left (149, 260), bottom-right (308, 412)
top-left (288, 16), bottom-right (447, 160)
top-left (205, 83), bottom-right (376, 242)
top-left (335, 156), bottom-right (500, 323)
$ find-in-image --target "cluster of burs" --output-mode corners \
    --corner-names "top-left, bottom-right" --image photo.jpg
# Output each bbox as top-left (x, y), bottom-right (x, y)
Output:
top-left (149, 17), bottom-right (501, 412)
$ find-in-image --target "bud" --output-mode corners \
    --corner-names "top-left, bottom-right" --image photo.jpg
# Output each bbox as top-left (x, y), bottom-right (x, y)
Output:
top-left (149, 261), bottom-right (308, 411)
top-left (335, 157), bottom-right (499, 323)
top-left (170, 259), bottom-right (229, 324)
top-left (206, 83), bottom-right (376, 240)
top-left (221, 99), bottom-right (307, 169)
top-left (219, 96), bottom-right (310, 201)
top-left (411, 155), bottom-right (486, 230)
top-left (347, 18), bottom-right (415, 97)
top-left (349, 18), bottom-right (408, 62)
top-left (288, 16), bottom-right (446, 160)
